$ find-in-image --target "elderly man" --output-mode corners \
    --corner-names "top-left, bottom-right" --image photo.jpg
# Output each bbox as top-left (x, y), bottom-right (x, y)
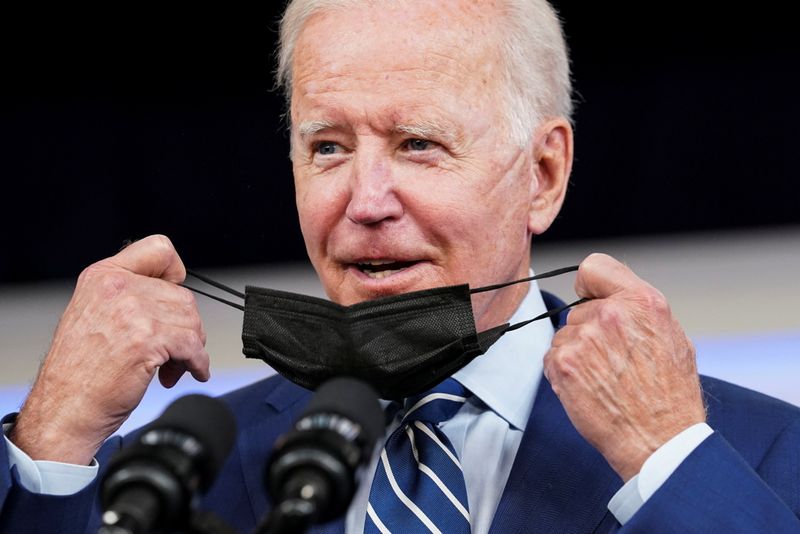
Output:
top-left (2, 1), bottom-right (799, 532)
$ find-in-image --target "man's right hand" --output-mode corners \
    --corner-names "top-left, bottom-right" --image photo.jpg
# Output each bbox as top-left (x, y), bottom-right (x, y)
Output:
top-left (8, 235), bottom-right (210, 466)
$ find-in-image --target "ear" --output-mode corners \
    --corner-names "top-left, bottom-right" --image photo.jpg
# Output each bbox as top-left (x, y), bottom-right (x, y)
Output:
top-left (527, 118), bottom-right (573, 235)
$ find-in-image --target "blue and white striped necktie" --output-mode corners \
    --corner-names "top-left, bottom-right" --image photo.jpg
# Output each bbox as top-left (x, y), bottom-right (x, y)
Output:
top-left (365, 378), bottom-right (471, 533)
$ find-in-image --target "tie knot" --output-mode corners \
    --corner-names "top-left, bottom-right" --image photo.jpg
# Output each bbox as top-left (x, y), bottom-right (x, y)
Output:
top-left (402, 378), bottom-right (469, 425)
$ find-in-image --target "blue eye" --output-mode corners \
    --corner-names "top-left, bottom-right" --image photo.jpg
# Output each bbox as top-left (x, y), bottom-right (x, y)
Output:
top-left (315, 142), bottom-right (339, 155)
top-left (406, 139), bottom-right (431, 151)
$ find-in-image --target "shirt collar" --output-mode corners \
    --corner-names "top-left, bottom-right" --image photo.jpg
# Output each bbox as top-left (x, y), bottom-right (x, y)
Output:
top-left (453, 274), bottom-right (554, 431)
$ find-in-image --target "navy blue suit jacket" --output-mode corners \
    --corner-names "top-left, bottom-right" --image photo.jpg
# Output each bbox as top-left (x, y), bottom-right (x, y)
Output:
top-left (2, 292), bottom-right (799, 533)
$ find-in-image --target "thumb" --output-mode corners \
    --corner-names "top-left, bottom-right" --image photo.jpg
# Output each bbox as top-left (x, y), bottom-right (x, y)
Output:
top-left (107, 235), bottom-right (186, 283)
top-left (575, 253), bottom-right (640, 299)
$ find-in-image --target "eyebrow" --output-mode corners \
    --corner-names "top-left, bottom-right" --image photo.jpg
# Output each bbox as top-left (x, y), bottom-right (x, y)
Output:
top-left (297, 120), bottom-right (338, 139)
top-left (295, 118), bottom-right (460, 146)
top-left (394, 121), bottom-right (458, 146)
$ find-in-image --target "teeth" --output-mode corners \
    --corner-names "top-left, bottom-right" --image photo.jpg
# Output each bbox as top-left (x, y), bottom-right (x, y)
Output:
top-left (365, 269), bottom-right (403, 279)
top-left (354, 259), bottom-right (417, 279)
top-left (359, 260), bottom-right (396, 266)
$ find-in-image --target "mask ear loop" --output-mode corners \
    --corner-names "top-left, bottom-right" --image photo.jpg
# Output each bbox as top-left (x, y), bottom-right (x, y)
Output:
top-left (469, 265), bottom-right (580, 294)
top-left (181, 269), bottom-right (245, 311)
top-left (469, 264), bottom-right (589, 330)
top-left (504, 297), bottom-right (589, 332)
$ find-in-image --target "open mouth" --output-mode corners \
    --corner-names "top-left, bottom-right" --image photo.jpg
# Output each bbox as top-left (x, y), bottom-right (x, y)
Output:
top-left (355, 260), bottom-right (418, 279)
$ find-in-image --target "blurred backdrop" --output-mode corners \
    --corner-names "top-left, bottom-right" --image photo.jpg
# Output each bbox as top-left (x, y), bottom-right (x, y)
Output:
top-left (1, 2), bottom-right (798, 430)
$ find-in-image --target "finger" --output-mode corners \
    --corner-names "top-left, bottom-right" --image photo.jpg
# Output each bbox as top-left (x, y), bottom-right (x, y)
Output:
top-left (107, 234), bottom-right (186, 283)
top-left (158, 360), bottom-right (186, 388)
top-left (542, 347), bottom-right (555, 384)
top-left (574, 253), bottom-right (643, 299)
top-left (136, 281), bottom-right (207, 342)
top-left (157, 350), bottom-right (211, 388)
top-left (158, 357), bottom-right (211, 388)
top-left (564, 298), bottom-right (604, 326)
top-left (157, 324), bottom-right (211, 383)
top-left (550, 324), bottom-right (578, 348)
top-left (543, 345), bottom-right (571, 387)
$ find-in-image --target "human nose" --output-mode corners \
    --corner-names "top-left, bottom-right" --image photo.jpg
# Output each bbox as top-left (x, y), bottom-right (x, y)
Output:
top-left (345, 151), bottom-right (404, 225)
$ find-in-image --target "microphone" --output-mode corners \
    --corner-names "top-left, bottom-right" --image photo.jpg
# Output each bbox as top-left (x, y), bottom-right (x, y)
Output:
top-left (99, 394), bottom-right (237, 534)
top-left (258, 377), bottom-right (384, 534)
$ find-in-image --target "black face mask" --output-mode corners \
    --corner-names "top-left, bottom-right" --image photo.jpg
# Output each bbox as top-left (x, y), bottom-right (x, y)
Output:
top-left (184, 266), bottom-right (585, 400)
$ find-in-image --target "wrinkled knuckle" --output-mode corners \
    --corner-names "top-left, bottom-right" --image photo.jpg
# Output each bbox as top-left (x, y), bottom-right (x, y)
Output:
top-left (640, 287), bottom-right (670, 315)
top-left (547, 349), bottom-right (576, 380)
top-left (98, 271), bottom-right (129, 299)
top-left (135, 317), bottom-right (158, 340)
top-left (116, 294), bottom-right (142, 317)
top-left (128, 336), bottom-right (148, 356)
top-left (177, 286), bottom-right (197, 307)
top-left (186, 330), bottom-right (204, 352)
top-left (575, 324), bottom-right (595, 346)
top-left (565, 308), bottom-right (581, 326)
top-left (598, 302), bottom-right (623, 328)
top-left (79, 264), bottom-right (124, 293)
top-left (551, 327), bottom-right (568, 345)
top-left (555, 356), bottom-right (576, 379)
top-left (129, 319), bottom-right (157, 353)
top-left (77, 264), bottom-right (98, 285)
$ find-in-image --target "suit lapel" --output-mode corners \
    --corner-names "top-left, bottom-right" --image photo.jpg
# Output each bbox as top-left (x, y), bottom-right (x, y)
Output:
top-left (489, 379), bottom-right (621, 533)
top-left (237, 379), bottom-right (312, 524)
top-left (236, 378), bottom-right (348, 534)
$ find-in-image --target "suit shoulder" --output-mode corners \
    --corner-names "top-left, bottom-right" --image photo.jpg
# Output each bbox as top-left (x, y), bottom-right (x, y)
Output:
top-left (217, 372), bottom-right (287, 407)
top-left (215, 372), bottom-right (311, 427)
top-left (701, 375), bottom-right (800, 420)
top-left (701, 375), bottom-right (800, 465)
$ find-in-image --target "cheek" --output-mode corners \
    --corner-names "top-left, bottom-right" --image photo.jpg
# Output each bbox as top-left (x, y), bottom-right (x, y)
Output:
top-left (295, 179), bottom-right (339, 255)
top-left (296, 203), bottom-right (322, 251)
top-left (465, 184), bottom-right (533, 268)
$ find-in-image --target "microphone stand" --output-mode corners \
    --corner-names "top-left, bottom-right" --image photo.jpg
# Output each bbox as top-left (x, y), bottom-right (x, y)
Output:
top-left (253, 498), bottom-right (317, 534)
top-left (98, 509), bottom-right (238, 534)
top-left (254, 467), bottom-right (334, 534)
top-left (188, 510), bottom-right (240, 534)
top-left (254, 466), bottom-right (332, 534)
top-left (252, 377), bottom-right (383, 534)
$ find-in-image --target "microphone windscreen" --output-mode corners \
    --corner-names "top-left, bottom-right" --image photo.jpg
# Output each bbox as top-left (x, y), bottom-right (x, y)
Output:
top-left (146, 394), bottom-right (237, 480)
top-left (303, 377), bottom-right (384, 447)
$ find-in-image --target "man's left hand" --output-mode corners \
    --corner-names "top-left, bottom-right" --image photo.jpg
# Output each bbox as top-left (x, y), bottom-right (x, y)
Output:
top-left (544, 253), bottom-right (706, 481)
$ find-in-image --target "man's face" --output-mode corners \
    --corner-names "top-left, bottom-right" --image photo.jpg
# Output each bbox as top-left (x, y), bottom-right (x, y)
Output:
top-left (290, 1), bottom-right (552, 330)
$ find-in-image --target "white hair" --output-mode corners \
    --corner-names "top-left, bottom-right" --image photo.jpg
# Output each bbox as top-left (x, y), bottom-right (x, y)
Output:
top-left (275, 0), bottom-right (572, 148)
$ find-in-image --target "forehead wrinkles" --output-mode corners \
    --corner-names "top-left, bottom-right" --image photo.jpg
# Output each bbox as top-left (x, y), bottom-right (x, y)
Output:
top-left (290, 2), bottom-right (505, 100)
